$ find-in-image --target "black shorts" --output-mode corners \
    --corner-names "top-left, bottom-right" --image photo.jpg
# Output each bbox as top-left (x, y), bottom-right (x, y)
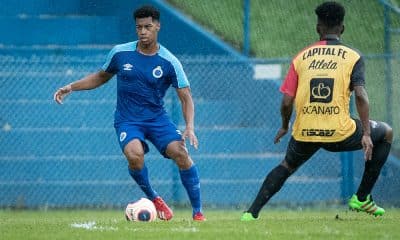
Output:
top-left (284, 119), bottom-right (387, 169)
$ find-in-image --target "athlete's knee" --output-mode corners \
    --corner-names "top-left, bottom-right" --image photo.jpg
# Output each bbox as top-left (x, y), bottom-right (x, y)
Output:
top-left (382, 122), bottom-right (393, 143)
top-left (280, 159), bottom-right (297, 174)
top-left (167, 142), bottom-right (192, 169)
top-left (123, 139), bottom-right (145, 170)
top-left (166, 141), bottom-right (186, 156)
top-left (124, 150), bottom-right (144, 170)
top-left (176, 156), bottom-right (193, 170)
top-left (174, 151), bottom-right (193, 170)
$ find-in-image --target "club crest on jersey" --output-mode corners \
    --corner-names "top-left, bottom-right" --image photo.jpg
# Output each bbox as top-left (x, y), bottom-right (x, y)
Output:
top-left (123, 63), bottom-right (133, 71)
top-left (120, 132), bottom-right (127, 142)
top-left (152, 66), bottom-right (163, 78)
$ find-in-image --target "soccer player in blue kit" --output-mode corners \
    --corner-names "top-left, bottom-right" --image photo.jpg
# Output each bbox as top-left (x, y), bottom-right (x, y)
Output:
top-left (54, 5), bottom-right (205, 221)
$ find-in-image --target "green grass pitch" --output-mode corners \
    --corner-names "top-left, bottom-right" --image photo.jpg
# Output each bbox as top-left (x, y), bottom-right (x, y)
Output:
top-left (1, 208), bottom-right (400, 239)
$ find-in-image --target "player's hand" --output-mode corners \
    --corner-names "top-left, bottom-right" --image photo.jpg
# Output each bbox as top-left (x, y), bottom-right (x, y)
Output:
top-left (182, 128), bottom-right (198, 150)
top-left (361, 134), bottom-right (373, 161)
top-left (274, 128), bottom-right (288, 144)
top-left (53, 84), bottom-right (72, 104)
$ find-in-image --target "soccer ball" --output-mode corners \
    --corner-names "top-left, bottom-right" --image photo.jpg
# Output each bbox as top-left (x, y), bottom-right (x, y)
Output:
top-left (125, 198), bottom-right (157, 222)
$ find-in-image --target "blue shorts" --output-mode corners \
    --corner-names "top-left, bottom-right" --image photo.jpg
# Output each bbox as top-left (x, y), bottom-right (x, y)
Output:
top-left (114, 114), bottom-right (183, 158)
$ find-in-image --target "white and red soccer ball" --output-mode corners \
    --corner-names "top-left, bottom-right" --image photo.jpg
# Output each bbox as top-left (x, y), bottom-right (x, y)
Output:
top-left (125, 198), bottom-right (157, 222)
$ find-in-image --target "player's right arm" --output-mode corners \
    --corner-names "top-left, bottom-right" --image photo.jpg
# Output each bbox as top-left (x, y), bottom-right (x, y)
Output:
top-left (274, 94), bottom-right (294, 144)
top-left (274, 62), bottom-right (297, 144)
top-left (53, 70), bottom-right (114, 104)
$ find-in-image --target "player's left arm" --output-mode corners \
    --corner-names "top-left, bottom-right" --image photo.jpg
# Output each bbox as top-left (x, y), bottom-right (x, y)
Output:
top-left (176, 87), bottom-right (198, 149)
top-left (354, 85), bottom-right (373, 160)
top-left (351, 55), bottom-right (373, 160)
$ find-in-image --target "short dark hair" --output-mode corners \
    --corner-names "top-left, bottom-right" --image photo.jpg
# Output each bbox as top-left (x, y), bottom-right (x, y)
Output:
top-left (133, 5), bottom-right (160, 21)
top-left (315, 1), bottom-right (345, 28)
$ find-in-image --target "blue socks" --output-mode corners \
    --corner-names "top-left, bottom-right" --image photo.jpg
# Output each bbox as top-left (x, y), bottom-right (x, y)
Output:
top-left (180, 165), bottom-right (202, 215)
top-left (128, 165), bottom-right (158, 200)
top-left (129, 164), bottom-right (202, 216)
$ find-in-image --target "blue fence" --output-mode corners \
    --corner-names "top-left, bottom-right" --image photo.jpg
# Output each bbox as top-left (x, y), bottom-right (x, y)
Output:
top-left (1, 48), bottom-right (399, 208)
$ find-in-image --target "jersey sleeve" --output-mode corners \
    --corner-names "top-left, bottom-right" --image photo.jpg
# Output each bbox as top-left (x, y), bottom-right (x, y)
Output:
top-left (350, 56), bottom-right (365, 89)
top-left (101, 46), bottom-right (118, 74)
top-left (280, 62), bottom-right (298, 97)
top-left (170, 58), bottom-right (189, 89)
top-left (158, 45), bottom-right (189, 88)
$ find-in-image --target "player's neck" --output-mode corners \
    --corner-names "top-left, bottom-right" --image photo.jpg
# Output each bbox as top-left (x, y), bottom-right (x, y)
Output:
top-left (320, 33), bottom-right (340, 41)
top-left (137, 42), bottom-right (159, 56)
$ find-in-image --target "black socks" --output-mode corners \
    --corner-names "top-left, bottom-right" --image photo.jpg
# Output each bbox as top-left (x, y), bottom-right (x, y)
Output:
top-left (356, 141), bottom-right (391, 201)
top-left (247, 165), bottom-right (291, 218)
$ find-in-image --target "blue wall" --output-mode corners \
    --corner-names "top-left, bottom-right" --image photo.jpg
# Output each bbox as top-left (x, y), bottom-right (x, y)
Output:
top-left (0, 0), bottom-right (241, 56)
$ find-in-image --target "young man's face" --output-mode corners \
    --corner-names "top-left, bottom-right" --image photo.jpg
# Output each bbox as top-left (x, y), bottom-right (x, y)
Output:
top-left (135, 17), bottom-right (160, 46)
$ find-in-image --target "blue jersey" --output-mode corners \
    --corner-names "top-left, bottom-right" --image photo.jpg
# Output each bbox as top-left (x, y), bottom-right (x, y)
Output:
top-left (102, 41), bottom-right (190, 124)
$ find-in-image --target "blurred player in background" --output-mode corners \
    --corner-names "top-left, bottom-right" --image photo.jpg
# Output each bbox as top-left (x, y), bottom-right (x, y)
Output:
top-left (241, 1), bottom-right (393, 221)
top-left (54, 5), bottom-right (205, 221)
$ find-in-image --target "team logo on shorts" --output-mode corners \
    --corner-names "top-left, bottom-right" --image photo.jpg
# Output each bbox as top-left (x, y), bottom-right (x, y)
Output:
top-left (152, 66), bottom-right (163, 78)
top-left (120, 132), bottom-right (127, 142)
